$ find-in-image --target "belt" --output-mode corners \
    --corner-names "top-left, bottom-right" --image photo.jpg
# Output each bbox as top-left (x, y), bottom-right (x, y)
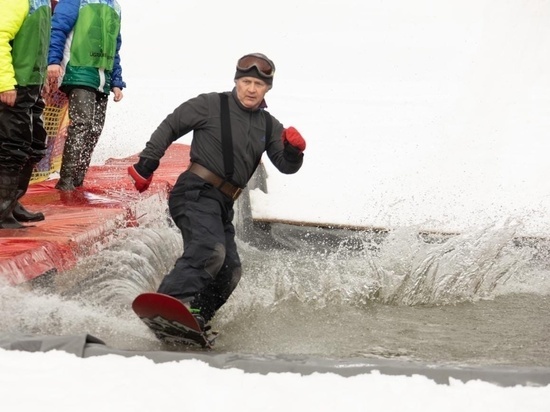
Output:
top-left (187, 162), bottom-right (243, 201)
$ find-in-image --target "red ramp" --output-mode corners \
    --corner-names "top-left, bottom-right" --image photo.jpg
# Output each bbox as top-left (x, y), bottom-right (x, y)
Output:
top-left (0, 144), bottom-right (190, 285)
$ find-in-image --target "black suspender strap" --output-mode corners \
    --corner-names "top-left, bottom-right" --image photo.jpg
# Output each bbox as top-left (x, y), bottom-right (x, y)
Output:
top-left (219, 93), bottom-right (272, 182)
top-left (252, 110), bottom-right (272, 174)
top-left (264, 110), bottom-right (272, 144)
top-left (219, 93), bottom-right (234, 181)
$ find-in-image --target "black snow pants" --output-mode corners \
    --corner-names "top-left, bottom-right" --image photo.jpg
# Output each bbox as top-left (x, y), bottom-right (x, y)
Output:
top-left (157, 171), bottom-right (242, 322)
top-left (0, 85), bottom-right (47, 172)
top-left (0, 86), bottom-right (47, 227)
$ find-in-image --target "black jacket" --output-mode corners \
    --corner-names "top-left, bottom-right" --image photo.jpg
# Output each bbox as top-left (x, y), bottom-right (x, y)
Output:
top-left (140, 89), bottom-right (303, 188)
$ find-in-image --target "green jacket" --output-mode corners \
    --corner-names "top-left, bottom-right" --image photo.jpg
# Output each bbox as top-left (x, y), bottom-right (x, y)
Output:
top-left (0, 0), bottom-right (51, 92)
top-left (48, 0), bottom-right (125, 94)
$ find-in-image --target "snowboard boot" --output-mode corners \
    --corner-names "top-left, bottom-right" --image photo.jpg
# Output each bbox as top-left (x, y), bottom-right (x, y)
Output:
top-left (0, 172), bottom-right (25, 229)
top-left (13, 161), bottom-right (45, 222)
top-left (190, 309), bottom-right (208, 331)
top-left (182, 300), bottom-right (209, 332)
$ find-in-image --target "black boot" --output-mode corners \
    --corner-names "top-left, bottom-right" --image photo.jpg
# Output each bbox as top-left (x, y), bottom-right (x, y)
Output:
top-left (55, 148), bottom-right (78, 192)
top-left (0, 172), bottom-right (25, 229)
top-left (13, 161), bottom-right (45, 222)
top-left (55, 176), bottom-right (76, 191)
top-left (13, 193), bottom-right (45, 222)
top-left (0, 213), bottom-right (25, 229)
top-left (73, 149), bottom-right (93, 188)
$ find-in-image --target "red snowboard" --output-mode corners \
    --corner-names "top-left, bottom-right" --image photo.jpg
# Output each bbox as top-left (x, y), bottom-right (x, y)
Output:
top-left (132, 292), bottom-right (216, 348)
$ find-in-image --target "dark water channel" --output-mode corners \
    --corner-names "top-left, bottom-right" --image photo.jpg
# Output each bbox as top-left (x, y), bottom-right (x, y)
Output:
top-left (1, 219), bottom-right (549, 369)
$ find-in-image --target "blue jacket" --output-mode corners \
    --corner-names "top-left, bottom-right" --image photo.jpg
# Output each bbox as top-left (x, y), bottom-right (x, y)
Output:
top-left (48, 0), bottom-right (125, 93)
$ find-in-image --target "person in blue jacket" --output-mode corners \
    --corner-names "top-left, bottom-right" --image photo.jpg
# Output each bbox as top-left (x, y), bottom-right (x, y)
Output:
top-left (47, 0), bottom-right (126, 191)
top-left (0, 0), bottom-right (51, 229)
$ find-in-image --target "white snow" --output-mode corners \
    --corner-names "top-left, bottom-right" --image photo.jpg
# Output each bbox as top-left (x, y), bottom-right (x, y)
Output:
top-left (2, 1), bottom-right (549, 410)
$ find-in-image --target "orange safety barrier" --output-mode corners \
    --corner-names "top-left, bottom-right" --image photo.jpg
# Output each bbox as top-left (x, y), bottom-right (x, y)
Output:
top-left (31, 89), bottom-right (69, 184)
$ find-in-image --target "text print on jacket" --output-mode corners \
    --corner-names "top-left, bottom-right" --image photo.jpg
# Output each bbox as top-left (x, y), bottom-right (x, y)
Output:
top-left (48, 0), bottom-right (125, 94)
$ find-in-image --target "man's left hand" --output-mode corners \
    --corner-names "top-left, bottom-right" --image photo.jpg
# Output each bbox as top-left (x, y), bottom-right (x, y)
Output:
top-left (128, 165), bottom-right (153, 192)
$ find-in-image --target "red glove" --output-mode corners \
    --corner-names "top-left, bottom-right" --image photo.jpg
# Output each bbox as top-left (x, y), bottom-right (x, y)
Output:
top-left (282, 127), bottom-right (306, 152)
top-left (128, 165), bottom-right (153, 192)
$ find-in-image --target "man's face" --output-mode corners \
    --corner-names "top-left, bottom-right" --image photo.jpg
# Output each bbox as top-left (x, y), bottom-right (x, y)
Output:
top-left (235, 77), bottom-right (270, 110)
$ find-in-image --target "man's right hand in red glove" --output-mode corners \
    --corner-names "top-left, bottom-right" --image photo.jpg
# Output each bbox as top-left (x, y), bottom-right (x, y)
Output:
top-left (282, 126), bottom-right (306, 153)
top-left (281, 127), bottom-right (306, 163)
top-left (128, 157), bottom-right (159, 192)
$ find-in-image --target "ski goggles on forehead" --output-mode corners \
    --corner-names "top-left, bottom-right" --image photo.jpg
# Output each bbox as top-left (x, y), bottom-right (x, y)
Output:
top-left (236, 54), bottom-right (276, 78)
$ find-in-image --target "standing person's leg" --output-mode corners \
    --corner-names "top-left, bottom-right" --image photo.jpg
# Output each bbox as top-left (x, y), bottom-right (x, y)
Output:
top-left (13, 89), bottom-right (48, 222)
top-left (0, 171), bottom-right (21, 229)
top-left (56, 88), bottom-right (96, 191)
top-left (0, 86), bottom-right (34, 228)
top-left (74, 92), bottom-right (108, 187)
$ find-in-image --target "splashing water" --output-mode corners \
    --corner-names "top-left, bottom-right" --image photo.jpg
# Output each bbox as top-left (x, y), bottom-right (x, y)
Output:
top-left (227, 219), bottom-right (538, 313)
top-left (1, 207), bottom-right (549, 365)
top-left (367, 221), bottom-right (530, 305)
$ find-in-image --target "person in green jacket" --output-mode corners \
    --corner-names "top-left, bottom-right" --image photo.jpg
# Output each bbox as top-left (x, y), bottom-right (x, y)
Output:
top-left (0, 0), bottom-right (51, 229)
top-left (47, 0), bottom-right (126, 191)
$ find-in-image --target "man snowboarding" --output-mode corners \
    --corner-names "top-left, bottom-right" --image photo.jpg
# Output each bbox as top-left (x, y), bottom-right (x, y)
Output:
top-left (129, 53), bottom-right (306, 330)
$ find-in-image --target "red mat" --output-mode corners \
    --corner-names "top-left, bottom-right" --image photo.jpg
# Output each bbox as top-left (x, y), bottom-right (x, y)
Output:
top-left (0, 144), bottom-right (190, 285)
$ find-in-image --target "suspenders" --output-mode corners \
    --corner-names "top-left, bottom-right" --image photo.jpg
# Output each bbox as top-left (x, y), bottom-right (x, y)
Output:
top-left (218, 93), bottom-right (272, 183)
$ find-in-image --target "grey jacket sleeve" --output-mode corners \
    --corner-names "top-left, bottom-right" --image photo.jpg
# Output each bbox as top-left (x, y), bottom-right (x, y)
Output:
top-left (264, 115), bottom-right (304, 175)
top-left (139, 94), bottom-right (209, 161)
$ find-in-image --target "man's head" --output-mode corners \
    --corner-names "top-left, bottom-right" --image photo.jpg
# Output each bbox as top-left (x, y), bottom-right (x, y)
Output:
top-left (234, 53), bottom-right (276, 110)
top-left (234, 53), bottom-right (275, 87)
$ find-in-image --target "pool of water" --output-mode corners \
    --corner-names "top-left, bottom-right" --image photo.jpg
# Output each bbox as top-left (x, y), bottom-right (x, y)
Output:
top-left (1, 221), bottom-right (549, 368)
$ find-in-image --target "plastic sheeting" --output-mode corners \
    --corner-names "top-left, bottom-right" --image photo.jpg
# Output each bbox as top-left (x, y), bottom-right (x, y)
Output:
top-left (0, 144), bottom-right (190, 284)
top-left (1, 333), bottom-right (549, 387)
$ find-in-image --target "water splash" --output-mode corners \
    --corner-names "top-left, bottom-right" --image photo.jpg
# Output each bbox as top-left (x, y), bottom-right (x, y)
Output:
top-left (368, 221), bottom-right (530, 305)
top-left (1, 211), bottom-right (549, 363)
top-left (57, 226), bottom-right (182, 309)
top-left (0, 225), bottom-right (182, 350)
top-left (0, 279), bottom-right (153, 348)
top-left (223, 219), bottom-right (541, 318)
